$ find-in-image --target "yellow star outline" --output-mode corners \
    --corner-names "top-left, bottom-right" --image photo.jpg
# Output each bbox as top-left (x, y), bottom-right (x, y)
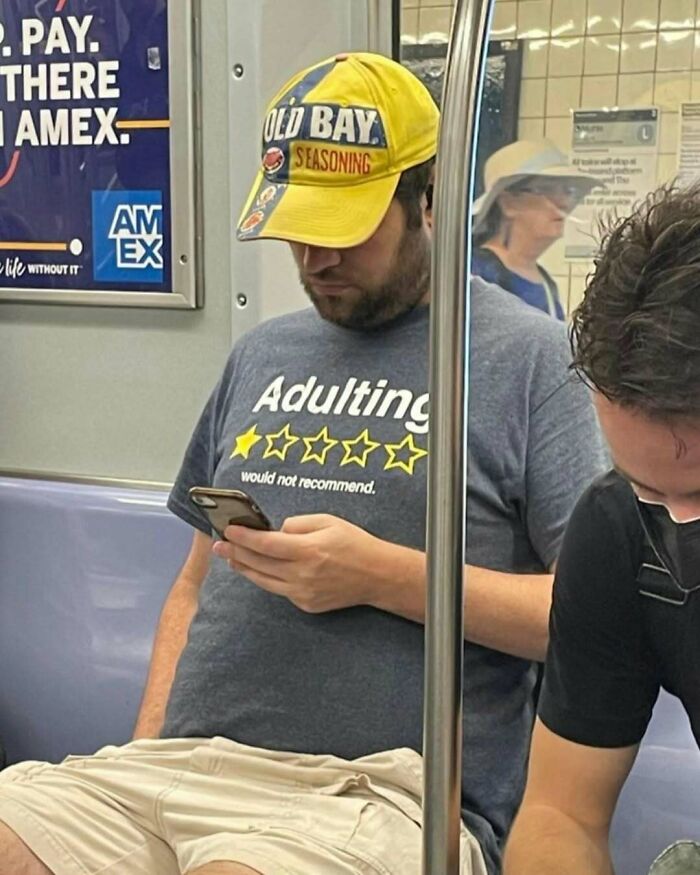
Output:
top-left (301, 426), bottom-right (338, 465)
top-left (384, 433), bottom-right (428, 475)
top-left (340, 428), bottom-right (381, 468)
top-left (230, 424), bottom-right (263, 460)
top-left (263, 423), bottom-right (300, 461)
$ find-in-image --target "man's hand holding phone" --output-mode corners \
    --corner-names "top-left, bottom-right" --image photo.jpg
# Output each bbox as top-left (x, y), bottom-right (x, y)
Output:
top-left (211, 513), bottom-right (397, 615)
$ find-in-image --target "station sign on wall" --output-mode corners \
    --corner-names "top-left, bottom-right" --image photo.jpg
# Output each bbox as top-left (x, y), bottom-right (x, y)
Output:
top-left (0, 0), bottom-right (201, 308)
top-left (565, 108), bottom-right (659, 260)
top-left (678, 102), bottom-right (700, 188)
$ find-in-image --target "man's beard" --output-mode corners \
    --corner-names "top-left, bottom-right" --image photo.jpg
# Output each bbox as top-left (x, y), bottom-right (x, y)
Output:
top-left (300, 225), bottom-right (431, 330)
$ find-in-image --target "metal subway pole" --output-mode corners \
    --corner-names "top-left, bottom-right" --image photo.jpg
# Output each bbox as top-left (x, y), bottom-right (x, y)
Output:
top-left (422, 0), bottom-right (496, 873)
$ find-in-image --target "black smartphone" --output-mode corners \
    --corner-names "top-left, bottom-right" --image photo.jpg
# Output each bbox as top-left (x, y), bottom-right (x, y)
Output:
top-left (188, 486), bottom-right (272, 537)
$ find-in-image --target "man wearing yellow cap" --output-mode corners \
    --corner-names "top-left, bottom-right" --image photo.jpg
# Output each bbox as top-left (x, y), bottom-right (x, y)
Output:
top-left (0, 54), bottom-right (606, 875)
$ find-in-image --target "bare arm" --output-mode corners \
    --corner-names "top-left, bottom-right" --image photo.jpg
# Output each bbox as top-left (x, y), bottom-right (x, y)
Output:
top-left (133, 529), bottom-right (212, 739)
top-left (215, 518), bottom-right (553, 662)
top-left (370, 540), bottom-right (553, 661)
top-left (504, 719), bottom-right (638, 875)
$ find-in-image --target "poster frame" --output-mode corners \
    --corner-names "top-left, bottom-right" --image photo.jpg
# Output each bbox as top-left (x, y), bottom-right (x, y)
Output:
top-left (0, 0), bottom-right (204, 309)
top-left (399, 38), bottom-right (523, 197)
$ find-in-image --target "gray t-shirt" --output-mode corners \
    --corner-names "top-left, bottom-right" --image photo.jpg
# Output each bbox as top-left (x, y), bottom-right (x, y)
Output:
top-left (163, 276), bottom-right (607, 873)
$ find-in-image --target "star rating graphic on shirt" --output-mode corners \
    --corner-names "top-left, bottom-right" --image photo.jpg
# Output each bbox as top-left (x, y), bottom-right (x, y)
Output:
top-left (301, 426), bottom-right (338, 464)
top-left (384, 433), bottom-right (429, 475)
top-left (340, 428), bottom-right (381, 468)
top-left (229, 423), bottom-right (428, 474)
top-left (263, 424), bottom-right (299, 461)
top-left (230, 425), bottom-right (263, 459)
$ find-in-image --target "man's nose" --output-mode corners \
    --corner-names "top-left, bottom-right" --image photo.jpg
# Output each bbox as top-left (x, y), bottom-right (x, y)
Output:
top-left (302, 244), bottom-right (342, 274)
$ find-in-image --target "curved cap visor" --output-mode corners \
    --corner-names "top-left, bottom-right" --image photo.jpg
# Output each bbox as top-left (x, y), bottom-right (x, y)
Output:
top-left (237, 171), bottom-right (400, 248)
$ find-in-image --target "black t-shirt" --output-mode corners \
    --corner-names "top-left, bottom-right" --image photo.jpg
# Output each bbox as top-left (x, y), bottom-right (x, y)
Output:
top-left (539, 470), bottom-right (700, 749)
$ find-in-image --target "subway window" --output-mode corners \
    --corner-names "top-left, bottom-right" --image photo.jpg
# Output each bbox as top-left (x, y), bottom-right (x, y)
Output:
top-left (399, 0), bottom-right (700, 318)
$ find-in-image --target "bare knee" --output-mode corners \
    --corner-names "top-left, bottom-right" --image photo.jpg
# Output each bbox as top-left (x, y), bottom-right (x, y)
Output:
top-left (0, 822), bottom-right (54, 875)
top-left (186, 864), bottom-right (263, 875)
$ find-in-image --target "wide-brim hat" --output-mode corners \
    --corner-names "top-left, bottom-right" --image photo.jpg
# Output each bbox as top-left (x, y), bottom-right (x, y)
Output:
top-left (472, 139), bottom-right (602, 233)
top-left (236, 52), bottom-right (439, 248)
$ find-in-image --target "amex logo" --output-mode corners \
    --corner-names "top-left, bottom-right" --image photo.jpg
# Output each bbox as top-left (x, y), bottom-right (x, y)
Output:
top-left (92, 190), bottom-right (165, 284)
top-left (108, 204), bottom-right (164, 271)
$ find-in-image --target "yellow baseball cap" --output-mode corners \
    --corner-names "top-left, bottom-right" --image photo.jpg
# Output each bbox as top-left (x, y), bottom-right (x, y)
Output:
top-left (236, 52), bottom-right (439, 248)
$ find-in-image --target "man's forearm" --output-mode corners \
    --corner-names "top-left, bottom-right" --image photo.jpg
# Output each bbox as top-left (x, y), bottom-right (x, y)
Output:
top-left (132, 575), bottom-right (201, 738)
top-left (504, 806), bottom-right (614, 875)
top-left (369, 542), bottom-right (553, 661)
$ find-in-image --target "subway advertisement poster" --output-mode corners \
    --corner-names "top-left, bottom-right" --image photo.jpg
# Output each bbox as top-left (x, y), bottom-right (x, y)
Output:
top-left (0, 1), bottom-right (174, 300)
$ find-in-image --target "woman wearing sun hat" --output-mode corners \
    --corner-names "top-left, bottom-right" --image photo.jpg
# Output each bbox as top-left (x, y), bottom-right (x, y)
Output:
top-left (471, 139), bottom-right (601, 320)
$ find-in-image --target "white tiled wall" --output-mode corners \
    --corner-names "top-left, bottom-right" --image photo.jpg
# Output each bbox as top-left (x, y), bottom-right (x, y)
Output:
top-left (401, 0), bottom-right (700, 313)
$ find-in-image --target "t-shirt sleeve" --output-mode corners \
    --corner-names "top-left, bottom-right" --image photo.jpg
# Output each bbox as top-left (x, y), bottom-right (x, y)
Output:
top-left (525, 360), bottom-right (609, 570)
top-left (167, 349), bottom-right (241, 534)
top-left (538, 480), bottom-right (660, 748)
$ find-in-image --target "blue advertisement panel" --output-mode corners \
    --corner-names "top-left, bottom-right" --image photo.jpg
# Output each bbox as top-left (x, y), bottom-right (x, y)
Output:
top-left (0, 0), bottom-right (172, 296)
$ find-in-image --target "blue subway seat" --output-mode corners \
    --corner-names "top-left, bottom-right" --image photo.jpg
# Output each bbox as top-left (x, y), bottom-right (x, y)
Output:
top-left (0, 476), bottom-right (191, 765)
top-left (610, 689), bottom-right (700, 875)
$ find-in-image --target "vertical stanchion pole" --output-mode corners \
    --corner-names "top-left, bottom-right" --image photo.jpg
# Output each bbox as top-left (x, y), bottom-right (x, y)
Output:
top-left (422, 0), bottom-right (496, 873)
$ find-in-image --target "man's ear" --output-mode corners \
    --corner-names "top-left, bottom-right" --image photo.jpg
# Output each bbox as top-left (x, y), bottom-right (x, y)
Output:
top-left (425, 166), bottom-right (435, 230)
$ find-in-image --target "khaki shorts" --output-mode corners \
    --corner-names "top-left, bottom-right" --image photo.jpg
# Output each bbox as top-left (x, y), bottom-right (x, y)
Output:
top-left (649, 842), bottom-right (700, 874)
top-left (0, 737), bottom-right (488, 875)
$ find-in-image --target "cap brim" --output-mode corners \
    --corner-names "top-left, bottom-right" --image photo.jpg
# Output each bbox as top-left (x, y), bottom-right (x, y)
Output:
top-left (237, 171), bottom-right (400, 248)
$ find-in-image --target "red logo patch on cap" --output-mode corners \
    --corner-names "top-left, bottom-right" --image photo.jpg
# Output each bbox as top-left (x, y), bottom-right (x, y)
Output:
top-left (262, 147), bottom-right (285, 174)
top-left (240, 210), bottom-right (265, 233)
